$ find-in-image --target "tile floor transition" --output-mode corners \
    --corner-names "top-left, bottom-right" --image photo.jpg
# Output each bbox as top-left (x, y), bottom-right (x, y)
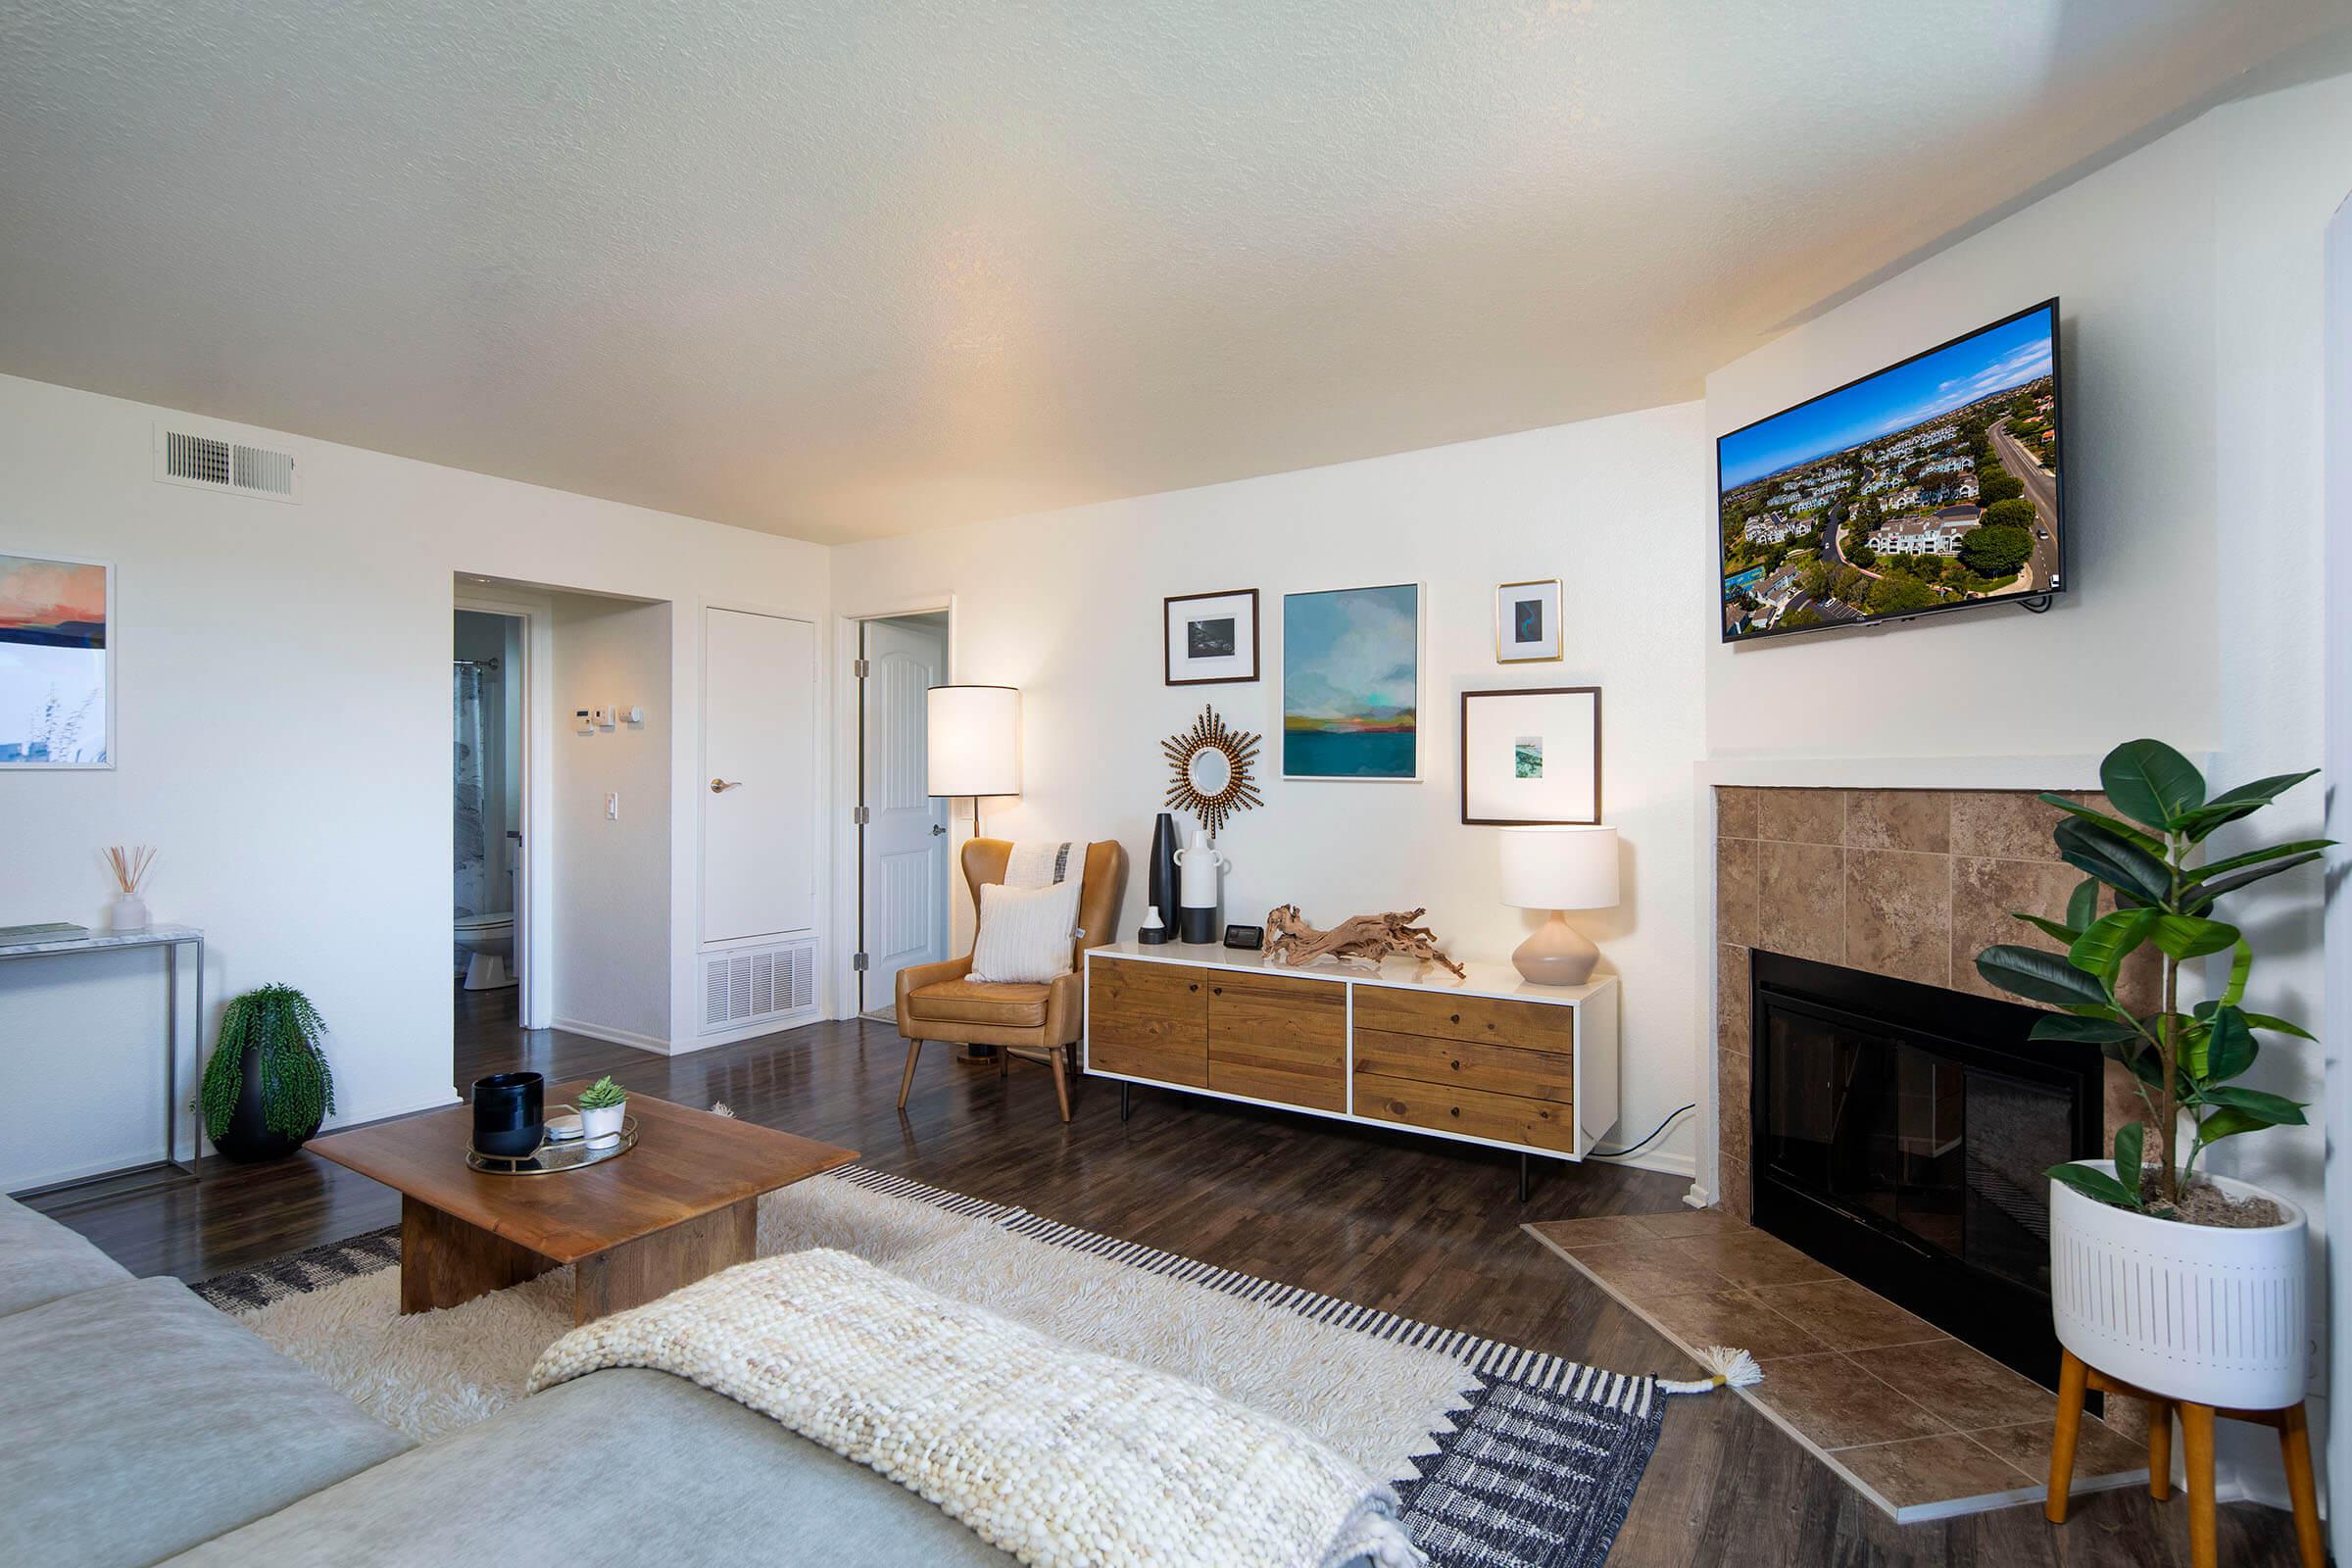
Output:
top-left (1526, 1209), bottom-right (2149, 1522)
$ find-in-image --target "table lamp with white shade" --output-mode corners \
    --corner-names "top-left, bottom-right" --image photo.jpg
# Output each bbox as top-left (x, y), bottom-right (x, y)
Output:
top-left (1498, 824), bottom-right (1619, 985)
top-left (926, 684), bottom-right (1021, 838)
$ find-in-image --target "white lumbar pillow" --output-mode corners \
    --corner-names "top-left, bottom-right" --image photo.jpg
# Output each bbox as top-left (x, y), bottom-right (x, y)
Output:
top-left (970, 878), bottom-right (1084, 983)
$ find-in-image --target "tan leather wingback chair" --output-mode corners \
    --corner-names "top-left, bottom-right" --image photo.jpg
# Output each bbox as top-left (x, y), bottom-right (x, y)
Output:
top-left (895, 838), bottom-right (1126, 1122)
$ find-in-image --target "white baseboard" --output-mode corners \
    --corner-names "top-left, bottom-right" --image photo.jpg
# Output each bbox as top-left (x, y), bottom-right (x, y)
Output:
top-left (1590, 1147), bottom-right (1695, 1179)
top-left (672, 1007), bottom-right (825, 1054)
top-left (553, 1017), bottom-right (674, 1054)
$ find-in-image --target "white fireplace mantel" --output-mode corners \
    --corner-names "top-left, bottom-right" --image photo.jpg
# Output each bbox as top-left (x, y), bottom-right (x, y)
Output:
top-left (1693, 751), bottom-right (2213, 794)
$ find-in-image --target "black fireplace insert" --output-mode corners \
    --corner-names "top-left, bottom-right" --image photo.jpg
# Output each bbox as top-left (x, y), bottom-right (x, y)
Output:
top-left (1748, 951), bottom-right (2103, 1387)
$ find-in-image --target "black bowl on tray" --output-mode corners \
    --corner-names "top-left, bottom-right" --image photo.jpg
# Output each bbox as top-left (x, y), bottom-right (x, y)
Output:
top-left (471, 1071), bottom-right (545, 1157)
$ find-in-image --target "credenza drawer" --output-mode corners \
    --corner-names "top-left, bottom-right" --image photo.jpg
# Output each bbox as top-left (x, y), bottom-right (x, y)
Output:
top-left (1351, 1028), bottom-right (1574, 1105)
top-left (1349, 986), bottom-right (1574, 1054)
top-left (1206, 971), bottom-right (1345, 1112)
top-left (1087, 958), bottom-right (1207, 1087)
top-left (1352, 1071), bottom-right (1576, 1153)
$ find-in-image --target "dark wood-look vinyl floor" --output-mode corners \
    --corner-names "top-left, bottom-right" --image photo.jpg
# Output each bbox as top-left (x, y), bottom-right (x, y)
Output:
top-left (25, 987), bottom-right (2302, 1568)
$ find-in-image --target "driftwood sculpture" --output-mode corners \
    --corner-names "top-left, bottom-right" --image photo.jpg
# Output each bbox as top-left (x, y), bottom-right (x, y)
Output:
top-left (1261, 904), bottom-right (1467, 979)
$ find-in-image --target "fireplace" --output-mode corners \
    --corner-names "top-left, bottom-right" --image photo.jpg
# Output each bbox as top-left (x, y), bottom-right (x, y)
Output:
top-left (1749, 951), bottom-right (2103, 1386)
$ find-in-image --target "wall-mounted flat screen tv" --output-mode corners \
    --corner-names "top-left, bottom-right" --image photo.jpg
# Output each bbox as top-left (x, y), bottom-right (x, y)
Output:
top-left (1718, 299), bottom-right (2063, 643)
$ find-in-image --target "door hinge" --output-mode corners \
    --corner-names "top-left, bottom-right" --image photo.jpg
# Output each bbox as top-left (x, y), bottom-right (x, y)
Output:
top-left (853, 658), bottom-right (870, 679)
top-left (852, 952), bottom-right (869, 972)
top-left (852, 805), bottom-right (871, 826)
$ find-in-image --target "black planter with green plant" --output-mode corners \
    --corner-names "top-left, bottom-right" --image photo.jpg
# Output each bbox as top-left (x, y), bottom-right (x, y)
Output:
top-left (201, 983), bottom-right (337, 1162)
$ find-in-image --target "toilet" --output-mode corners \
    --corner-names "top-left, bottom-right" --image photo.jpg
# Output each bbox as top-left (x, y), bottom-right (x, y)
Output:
top-left (455, 911), bottom-right (516, 990)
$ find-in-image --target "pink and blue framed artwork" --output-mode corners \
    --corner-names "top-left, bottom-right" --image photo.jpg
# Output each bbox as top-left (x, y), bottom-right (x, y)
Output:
top-left (0, 552), bottom-right (112, 767)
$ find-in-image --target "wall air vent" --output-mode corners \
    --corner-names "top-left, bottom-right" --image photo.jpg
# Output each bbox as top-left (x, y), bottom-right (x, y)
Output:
top-left (702, 939), bottom-right (817, 1033)
top-left (154, 425), bottom-right (301, 502)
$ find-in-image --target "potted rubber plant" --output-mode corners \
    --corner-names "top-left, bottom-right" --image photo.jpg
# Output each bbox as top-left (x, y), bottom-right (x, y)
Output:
top-left (201, 983), bottom-right (337, 1162)
top-left (576, 1075), bottom-right (628, 1146)
top-left (1976, 739), bottom-right (2326, 1407)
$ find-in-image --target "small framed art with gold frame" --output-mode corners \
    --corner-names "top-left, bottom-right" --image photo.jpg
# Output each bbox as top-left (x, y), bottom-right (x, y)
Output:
top-left (1494, 579), bottom-right (1562, 662)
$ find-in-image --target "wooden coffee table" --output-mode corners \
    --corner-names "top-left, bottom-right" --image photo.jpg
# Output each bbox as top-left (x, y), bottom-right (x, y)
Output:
top-left (308, 1081), bottom-right (857, 1324)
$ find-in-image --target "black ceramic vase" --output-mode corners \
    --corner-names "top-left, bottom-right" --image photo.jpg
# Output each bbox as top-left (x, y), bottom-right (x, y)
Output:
top-left (1142, 812), bottom-right (1180, 944)
top-left (211, 1045), bottom-right (323, 1162)
top-left (471, 1072), bottom-right (546, 1157)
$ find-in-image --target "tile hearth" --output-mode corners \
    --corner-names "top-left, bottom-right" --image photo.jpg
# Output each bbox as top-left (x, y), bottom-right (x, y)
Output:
top-left (1528, 1210), bottom-right (2147, 1521)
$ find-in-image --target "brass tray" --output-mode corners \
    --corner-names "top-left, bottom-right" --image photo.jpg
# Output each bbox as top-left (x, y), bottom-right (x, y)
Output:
top-left (467, 1115), bottom-right (638, 1175)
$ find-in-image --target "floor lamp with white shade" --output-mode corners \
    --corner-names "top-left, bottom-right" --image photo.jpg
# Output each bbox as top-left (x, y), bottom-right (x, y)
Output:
top-left (926, 684), bottom-right (1021, 840)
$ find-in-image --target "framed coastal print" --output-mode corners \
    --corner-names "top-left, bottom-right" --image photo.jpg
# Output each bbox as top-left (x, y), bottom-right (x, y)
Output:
top-left (1281, 582), bottom-right (1421, 781)
top-left (1495, 578), bottom-right (1562, 662)
top-left (1164, 589), bottom-right (1259, 685)
top-left (0, 552), bottom-right (111, 768)
top-left (1459, 686), bottom-right (1599, 824)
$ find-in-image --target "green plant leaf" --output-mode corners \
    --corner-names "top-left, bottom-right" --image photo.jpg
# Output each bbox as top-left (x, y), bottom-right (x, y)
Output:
top-left (2175, 770), bottom-right (2319, 843)
top-left (2055, 816), bottom-right (2174, 906)
top-left (2197, 1106), bottom-right (2271, 1143)
top-left (2066, 877), bottom-right (2101, 934)
top-left (2113, 1123), bottom-right (2144, 1201)
top-left (2038, 793), bottom-right (2169, 856)
top-left (2030, 1014), bottom-right (2137, 1044)
top-left (2195, 1085), bottom-right (2307, 1126)
top-left (1977, 945), bottom-right (2113, 1007)
top-left (2009, 911), bottom-right (2082, 945)
top-left (2183, 853), bottom-right (2325, 912)
top-left (2069, 908), bottom-right (2158, 978)
top-left (2046, 1160), bottom-right (2141, 1209)
top-left (2150, 915), bottom-right (2240, 961)
top-left (2183, 839), bottom-right (2335, 887)
top-left (2237, 1010), bottom-right (2317, 1041)
top-left (2220, 939), bottom-right (2253, 1007)
top-left (2202, 1005), bottom-right (2258, 1083)
top-left (2101, 739), bottom-right (2207, 830)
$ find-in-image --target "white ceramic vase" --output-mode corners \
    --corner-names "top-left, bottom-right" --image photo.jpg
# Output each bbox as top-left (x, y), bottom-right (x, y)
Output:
top-left (580, 1102), bottom-right (627, 1146)
top-left (110, 893), bottom-right (150, 933)
top-left (2049, 1160), bottom-right (2306, 1407)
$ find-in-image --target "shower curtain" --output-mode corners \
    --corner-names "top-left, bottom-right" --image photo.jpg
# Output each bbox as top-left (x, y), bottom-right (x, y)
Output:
top-left (453, 664), bottom-right (489, 918)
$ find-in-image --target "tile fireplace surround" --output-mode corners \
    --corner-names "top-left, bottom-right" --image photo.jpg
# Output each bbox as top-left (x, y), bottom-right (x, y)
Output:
top-left (1713, 784), bottom-right (2152, 1224)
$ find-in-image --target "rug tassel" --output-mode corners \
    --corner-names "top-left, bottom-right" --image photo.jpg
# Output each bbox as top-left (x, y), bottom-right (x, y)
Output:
top-left (710, 1100), bottom-right (736, 1118)
top-left (1660, 1345), bottom-right (1762, 1395)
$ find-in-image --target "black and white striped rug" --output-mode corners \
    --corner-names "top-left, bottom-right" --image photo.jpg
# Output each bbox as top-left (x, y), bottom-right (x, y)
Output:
top-left (199, 1163), bottom-right (1695, 1566)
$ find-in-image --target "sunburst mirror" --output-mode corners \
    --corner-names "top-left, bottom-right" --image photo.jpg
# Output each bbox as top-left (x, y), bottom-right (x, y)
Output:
top-left (1162, 706), bottom-right (1263, 837)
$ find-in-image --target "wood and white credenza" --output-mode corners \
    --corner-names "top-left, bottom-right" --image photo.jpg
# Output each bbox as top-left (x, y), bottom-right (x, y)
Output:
top-left (1081, 941), bottom-right (1618, 1197)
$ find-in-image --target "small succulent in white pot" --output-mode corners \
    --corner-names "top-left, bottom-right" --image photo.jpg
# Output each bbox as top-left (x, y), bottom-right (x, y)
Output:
top-left (1976, 739), bottom-right (2327, 1405)
top-left (576, 1075), bottom-right (628, 1145)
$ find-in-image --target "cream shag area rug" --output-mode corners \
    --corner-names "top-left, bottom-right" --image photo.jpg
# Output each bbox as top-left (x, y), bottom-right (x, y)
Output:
top-left (198, 1167), bottom-right (1694, 1567)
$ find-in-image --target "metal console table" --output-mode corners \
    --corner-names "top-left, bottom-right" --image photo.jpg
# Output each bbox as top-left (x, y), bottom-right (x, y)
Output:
top-left (0, 924), bottom-right (205, 1178)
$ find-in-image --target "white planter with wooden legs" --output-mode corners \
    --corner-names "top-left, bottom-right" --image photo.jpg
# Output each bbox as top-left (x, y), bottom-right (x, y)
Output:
top-left (2043, 1160), bottom-right (2319, 1568)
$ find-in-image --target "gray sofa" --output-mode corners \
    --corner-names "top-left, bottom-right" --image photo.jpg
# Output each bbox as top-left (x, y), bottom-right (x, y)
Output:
top-left (0, 1192), bottom-right (1015, 1567)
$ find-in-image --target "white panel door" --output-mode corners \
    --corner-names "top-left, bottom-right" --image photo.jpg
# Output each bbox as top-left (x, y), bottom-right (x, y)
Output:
top-left (860, 619), bottom-right (949, 1005)
top-left (703, 608), bottom-right (816, 943)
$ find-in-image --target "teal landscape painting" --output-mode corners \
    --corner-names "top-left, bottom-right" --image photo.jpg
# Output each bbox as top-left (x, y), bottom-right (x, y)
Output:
top-left (1282, 582), bottom-right (1418, 778)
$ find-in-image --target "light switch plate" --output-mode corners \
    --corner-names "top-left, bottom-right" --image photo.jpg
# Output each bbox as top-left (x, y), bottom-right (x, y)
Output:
top-left (605, 793), bottom-right (619, 820)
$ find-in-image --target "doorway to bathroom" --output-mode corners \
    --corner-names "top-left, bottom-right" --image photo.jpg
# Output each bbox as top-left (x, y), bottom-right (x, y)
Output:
top-left (453, 603), bottom-right (532, 1023)
top-left (849, 610), bottom-right (952, 1017)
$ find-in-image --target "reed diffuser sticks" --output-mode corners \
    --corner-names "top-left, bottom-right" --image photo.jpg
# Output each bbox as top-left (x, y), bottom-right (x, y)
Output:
top-left (104, 844), bottom-right (156, 895)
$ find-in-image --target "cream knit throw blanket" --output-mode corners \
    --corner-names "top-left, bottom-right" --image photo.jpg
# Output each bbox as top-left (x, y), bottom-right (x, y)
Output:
top-left (527, 1250), bottom-right (1423, 1568)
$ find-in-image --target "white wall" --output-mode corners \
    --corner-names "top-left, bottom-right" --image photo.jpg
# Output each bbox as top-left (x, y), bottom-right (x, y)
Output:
top-left (1700, 71), bottom-right (2352, 1509)
top-left (0, 372), bottom-right (828, 1187)
top-left (550, 594), bottom-right (672, 1047)
top-left (833, 401), bottom-right (1712, 1175)
top-left (2323, 169), bottom-right (2352, 1568)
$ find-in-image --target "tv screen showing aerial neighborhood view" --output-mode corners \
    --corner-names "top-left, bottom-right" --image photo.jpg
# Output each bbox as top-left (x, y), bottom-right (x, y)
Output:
top-left (1718, 300), bottom-right (2062, 642)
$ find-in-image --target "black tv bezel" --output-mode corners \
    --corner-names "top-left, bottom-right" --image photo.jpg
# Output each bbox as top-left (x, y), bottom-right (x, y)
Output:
top-left (1715, 296), bottom-right (2067, 645)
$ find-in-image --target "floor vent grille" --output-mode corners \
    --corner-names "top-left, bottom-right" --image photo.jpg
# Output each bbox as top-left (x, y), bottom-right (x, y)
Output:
top-left (155, 425), bottom-right (301, 501)
top-left (702, 940), bottom-right (816, 1032)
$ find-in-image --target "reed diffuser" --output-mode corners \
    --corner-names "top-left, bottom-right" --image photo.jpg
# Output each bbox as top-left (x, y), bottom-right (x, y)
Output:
top-left (104, 845), bottom-right (156, 933)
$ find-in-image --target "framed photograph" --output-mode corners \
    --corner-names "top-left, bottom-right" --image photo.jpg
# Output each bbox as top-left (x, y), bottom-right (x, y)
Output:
top-left (1495, 578), bottom-right (1562, 662)
top-left (1163, 589), bottom-right (1259, 685)
top-left (1, 552), bottom-right (112, 768)
top-left (1459, 686), bottom-right (1599, 824)
top-left (1282, 582), bottom-right (1422, 781)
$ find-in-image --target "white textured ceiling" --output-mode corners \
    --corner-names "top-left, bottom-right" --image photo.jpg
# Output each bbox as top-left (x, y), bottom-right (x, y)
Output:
top-left (2, 2), bottom-right (2343, 543)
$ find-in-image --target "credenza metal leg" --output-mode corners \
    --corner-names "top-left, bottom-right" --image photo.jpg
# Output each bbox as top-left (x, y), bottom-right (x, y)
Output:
top-left (1518, 1152), bottom-right (1533, 1203)
top-left (1119, 1083), bottom-right (1132, 1122)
